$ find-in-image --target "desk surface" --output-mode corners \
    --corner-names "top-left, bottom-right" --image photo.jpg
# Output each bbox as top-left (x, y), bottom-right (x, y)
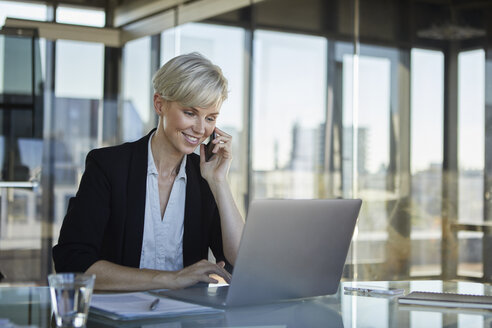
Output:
top-left (1, 280), bottom-right (492, 327)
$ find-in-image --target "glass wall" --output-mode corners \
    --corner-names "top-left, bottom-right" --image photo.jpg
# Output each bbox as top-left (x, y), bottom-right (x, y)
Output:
top-left (458, 50), bottom-right (485, 225)
top-left (0, 1), bottom-right (47, 25)
top-left (122, 37), bottom-right (151, 142)
top-left (410, 49), bottom-right (444, 277)
top-left (252, 30), bottom-right (327, 199)
top-left (161, 23), bottom-right (247, 213)
top-left (457, 49), bottom-right (485, 277)
top-left (56, 5), bottom-right (105, 27)
top-left (53, 39), bottom-right (104, 241)
top-left (1, 1), bottom-right (115, 283)
top-left (2, 0), bottom-right (492, 288)
top-left (346, 46), bottom-right (394, 279)
top-left (0, 0), bottom-right (47, 283)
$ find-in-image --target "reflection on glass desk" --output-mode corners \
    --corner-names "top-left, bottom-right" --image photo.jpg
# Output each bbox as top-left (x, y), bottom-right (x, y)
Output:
top-left (2, 281), bottom-right (492, 327)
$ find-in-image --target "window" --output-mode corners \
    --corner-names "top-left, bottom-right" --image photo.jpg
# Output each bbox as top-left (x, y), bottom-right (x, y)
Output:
top-left (458, 49), bottom-right (485, 224)
top-left (56, 5), bottom-right (105, 27)
top-left (53, 40), bottom-right (104, 241)
top-left (55, 41), bottom-right (104, 99)
top-left (122, 37), bottom-right (151, 142)
top-left (0, 1), bottom-right (47, 25)
top-left (252, 30), bottom-right (327, 199)
top-left (0, 2), bottom-right (47, 283)
top-left (343, 45), bottom-right (396, 276)
top-left (161, 23), bottom-right (247, 213)
top-left (410, 48), bottom-right (444, 276)
top-left (457, 49), bottom-right (485, 277)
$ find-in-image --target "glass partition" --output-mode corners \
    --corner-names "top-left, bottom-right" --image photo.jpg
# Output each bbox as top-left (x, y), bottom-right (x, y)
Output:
top-left (458, 50), bottom-right (485, 225)
top-left (53, 39), bottom-right (104, 242)
top-left (410, 48), bottom-right (444, 277)
top-left (252, 30), bottom-right (327, 199)
top-left (0, 27), bottom-right (44, 283)
top-left (0, 1), bottom-right (47, 25)
top-left (56, 5), bottom-right (105, 27)
top-left (2, 0), bottom-right (492, 289)
top-left (161, 23), bottom-right (247, 213)
top-left (343, 45), bottom-right (398, 280)
top-left (457, 49), bottom-right (485, 277)
top-left (122, 37), bottom-right (151, 142)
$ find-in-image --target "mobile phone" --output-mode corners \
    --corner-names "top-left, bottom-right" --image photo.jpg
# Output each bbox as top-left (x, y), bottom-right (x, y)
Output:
top-left (344, 286), bottom-right (405, 296)
top-left (205, 131), bottom-right (216, 162)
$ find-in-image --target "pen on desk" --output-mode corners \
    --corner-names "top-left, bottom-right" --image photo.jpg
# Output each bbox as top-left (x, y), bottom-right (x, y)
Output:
top-left (149, 298), bottom-right (160, 311)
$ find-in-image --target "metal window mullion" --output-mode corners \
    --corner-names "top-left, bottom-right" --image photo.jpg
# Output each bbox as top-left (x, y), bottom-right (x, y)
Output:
top-left (150, 34), bottom-right (161, 130)
top-left (482, 33), bottom-right (492, 279)
top-left (40, 3), bottom-right (57, 282)
top-left (441, 42), bottom-right (459, 280)
top-left (243, 4), bottom-right (255, 213)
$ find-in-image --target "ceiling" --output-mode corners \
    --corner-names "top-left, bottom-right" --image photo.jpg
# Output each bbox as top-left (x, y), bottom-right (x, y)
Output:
top-left (206, 0), bottom-right (492, 50)
top-left (3, 0), bottom-right (492, 50)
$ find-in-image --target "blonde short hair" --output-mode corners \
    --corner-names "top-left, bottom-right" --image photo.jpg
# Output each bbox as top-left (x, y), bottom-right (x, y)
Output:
top-left (152, 52), bottom-right (228, 109)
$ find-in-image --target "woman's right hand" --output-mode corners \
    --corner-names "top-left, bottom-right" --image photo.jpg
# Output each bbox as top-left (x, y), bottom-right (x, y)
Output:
top-left (168, 260), bottom-right (231, 289)
top-left (86, 259), bottom-right (230, 291)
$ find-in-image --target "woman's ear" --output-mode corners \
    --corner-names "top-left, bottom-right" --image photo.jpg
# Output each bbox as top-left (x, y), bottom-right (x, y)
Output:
top-left (153, 93), bottom-right (165, 115)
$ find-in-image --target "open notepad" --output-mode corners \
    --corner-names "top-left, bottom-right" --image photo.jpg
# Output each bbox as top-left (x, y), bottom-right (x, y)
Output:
top-left (398, 291), bottom-right (492, 310)
top-left (90, 291), bottom-right (223, 321)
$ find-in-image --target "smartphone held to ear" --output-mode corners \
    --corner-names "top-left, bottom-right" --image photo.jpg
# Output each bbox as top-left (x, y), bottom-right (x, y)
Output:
top-left (205, 131), bottom-right (216, 162)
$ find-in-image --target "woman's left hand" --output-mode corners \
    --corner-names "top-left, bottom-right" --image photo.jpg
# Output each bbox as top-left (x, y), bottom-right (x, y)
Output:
top-left (200, 127), bottom-right (232, 184)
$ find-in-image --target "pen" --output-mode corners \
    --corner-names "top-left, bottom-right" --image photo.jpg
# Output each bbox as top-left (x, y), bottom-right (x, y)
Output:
top-left (149, 298), bottom-right (160, 311)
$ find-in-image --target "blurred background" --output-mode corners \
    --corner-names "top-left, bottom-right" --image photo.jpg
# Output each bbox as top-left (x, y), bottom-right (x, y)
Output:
top-left (0, 0), bottom-right (491, 290)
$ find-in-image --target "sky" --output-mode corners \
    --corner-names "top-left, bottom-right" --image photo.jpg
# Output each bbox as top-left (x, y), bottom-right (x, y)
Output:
top-left (252, 30), bottom-right (327, 171)
top-left (458, 49), bottom-right (485, 171)
top-left (343, 55), bottom-right (390, 174)
top-left (411, 49), bottom-right (444, 173)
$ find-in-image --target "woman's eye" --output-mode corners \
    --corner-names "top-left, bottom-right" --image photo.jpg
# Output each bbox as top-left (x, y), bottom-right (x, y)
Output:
top-left (184, 111), bottom-right (194, 116)
top-left (206, 117), bottom-right (216, 122)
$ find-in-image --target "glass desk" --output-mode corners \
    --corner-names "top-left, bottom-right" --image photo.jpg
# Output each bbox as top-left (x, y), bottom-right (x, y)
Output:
top-left (1, 281), bottom-right (492, 327)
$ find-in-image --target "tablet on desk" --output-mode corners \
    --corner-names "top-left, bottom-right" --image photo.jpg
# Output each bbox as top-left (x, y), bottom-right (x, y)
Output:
top-left (398, 291), bottom-right (492, 310)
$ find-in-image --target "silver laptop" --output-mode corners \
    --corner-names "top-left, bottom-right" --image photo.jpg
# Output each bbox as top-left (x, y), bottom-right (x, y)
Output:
top-left (157, 198), bottom-right (362, 308)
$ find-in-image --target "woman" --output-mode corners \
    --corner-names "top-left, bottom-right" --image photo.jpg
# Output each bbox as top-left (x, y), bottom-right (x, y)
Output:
top-left (53, 53), bottom-right (244, 291)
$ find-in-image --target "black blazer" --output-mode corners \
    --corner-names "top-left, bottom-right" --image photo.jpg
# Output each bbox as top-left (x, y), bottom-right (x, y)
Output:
top-left (53, 130), bottom-right (230, 273)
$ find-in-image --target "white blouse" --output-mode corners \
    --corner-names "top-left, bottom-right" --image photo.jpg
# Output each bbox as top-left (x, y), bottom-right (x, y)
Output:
top-left (139, 132), bottom-right (187, 271)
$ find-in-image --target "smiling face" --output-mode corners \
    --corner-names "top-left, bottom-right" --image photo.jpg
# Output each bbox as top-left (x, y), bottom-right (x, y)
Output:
top-left (155, 96), bottom-right (220, 156)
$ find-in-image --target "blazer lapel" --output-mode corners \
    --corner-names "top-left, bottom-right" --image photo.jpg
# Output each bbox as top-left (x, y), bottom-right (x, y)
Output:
top-left (183, 157), bottom-right (203, 266)
top-left (122, 130), bottom-right (154, 267)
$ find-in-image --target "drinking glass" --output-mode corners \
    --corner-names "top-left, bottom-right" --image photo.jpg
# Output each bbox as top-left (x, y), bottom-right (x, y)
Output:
top-left (48, 273), bottom-right (95, 327)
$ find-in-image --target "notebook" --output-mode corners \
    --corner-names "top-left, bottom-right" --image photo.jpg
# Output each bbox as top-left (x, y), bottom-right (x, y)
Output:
top-left (398, 291), bottom-right (492, 310)
top-left (157, 198), bottom-right (362, 308)
top-left (90, 292), bottom-right (222, 321)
